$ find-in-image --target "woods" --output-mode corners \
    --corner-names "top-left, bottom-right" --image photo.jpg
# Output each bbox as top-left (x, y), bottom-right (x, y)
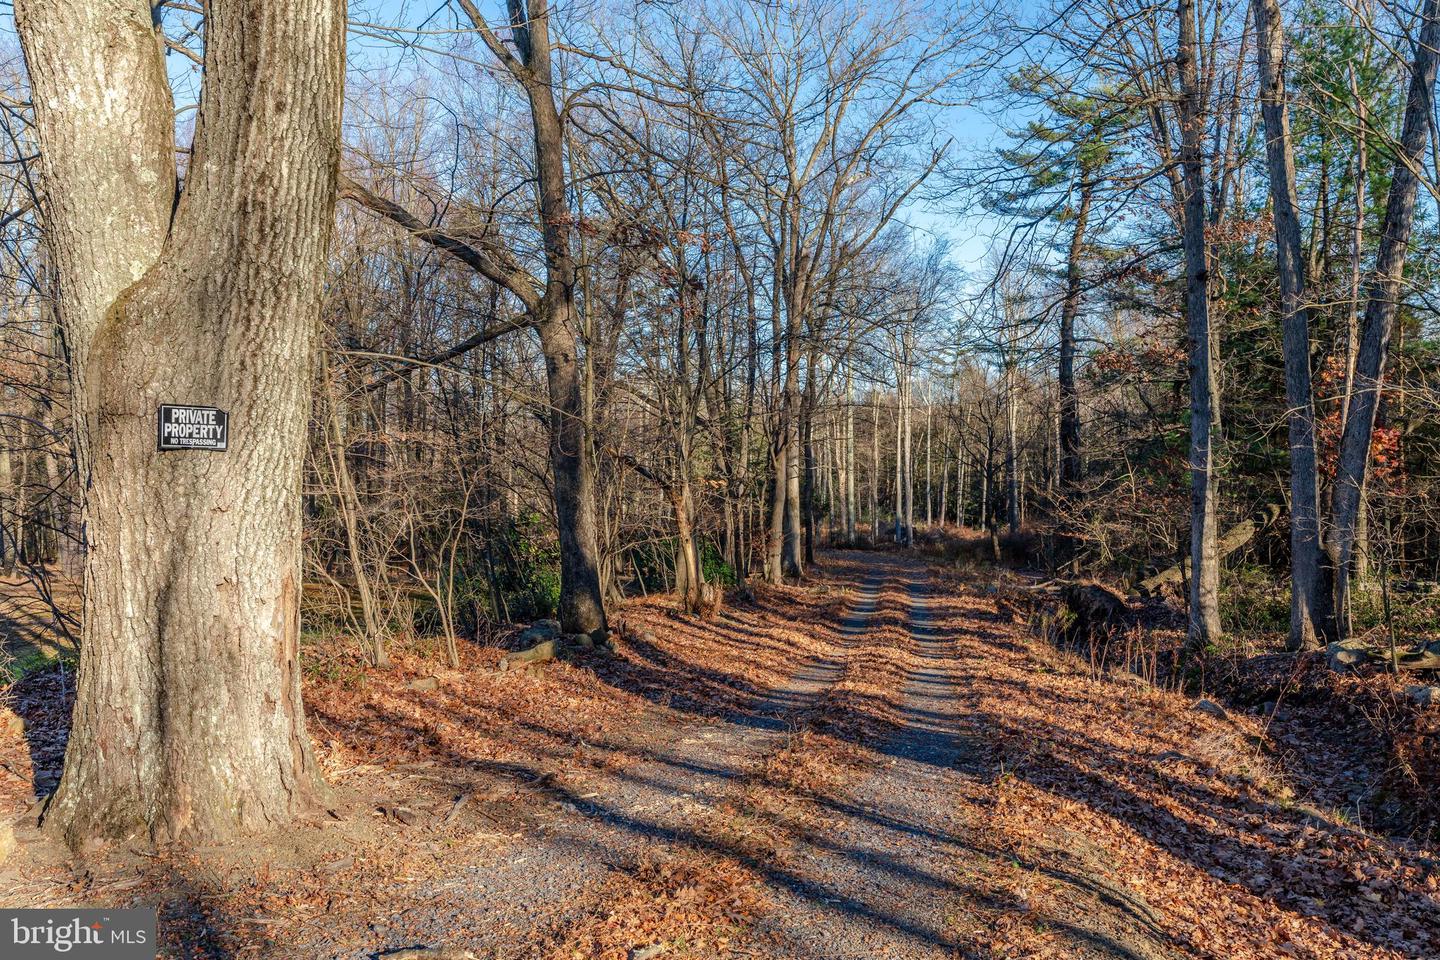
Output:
top-left (3, 0), bottom-right (1440, 955)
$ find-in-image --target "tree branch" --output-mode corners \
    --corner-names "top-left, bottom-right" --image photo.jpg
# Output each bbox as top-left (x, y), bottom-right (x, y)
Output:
top-left (337, 172), bottom-right (541, 312)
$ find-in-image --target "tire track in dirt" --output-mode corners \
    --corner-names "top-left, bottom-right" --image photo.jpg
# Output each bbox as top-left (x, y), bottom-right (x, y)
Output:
top-left (758, 565), bottom-right (980, 959)
top-left (335, 572), bottom-right (888, 958)
top-left (759, 557), bottom-right (1180, 960)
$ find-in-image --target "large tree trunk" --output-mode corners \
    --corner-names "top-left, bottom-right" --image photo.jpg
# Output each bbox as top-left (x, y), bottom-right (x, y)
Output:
top-left (520, 6), bottom-right (608, 636)
top-left (1253, 0), bottom-right (1330, 650)
top-left (1177, 0), bottom-right (1222, 650)
top-left (1330, 0), bottom-right (1440, 639)
top-left (537, 303), bottom-right (607, 634)
top-left (440, 0), bottom-right (608, 636)
top-left (19, 0), bottom-right (344, 844)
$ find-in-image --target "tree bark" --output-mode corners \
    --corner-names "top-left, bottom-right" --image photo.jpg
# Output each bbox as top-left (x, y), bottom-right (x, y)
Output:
top-left (1057, 179), bottom-right (1093, 568)
top-left (1330, 0), bottom-right (1440, 639)
top-left (512, 5), bottom-right (607, 636)
top-left (1177, 0), bottom-right (1222, 649)
top-left (670, 477), bottom-right (706, 615)
top-left (870, 398), bottom-right (880, 543)
top-left (1005, 362), bottom-right (1020, 536)
top-left (844, 372), bottom-right (857, 543)
top-left (1253, 0), bottom-right (1330, 650)
top-left (902, 370), bottom-right (914, 544)
top-left (19, 0), bottom-right (344, 844)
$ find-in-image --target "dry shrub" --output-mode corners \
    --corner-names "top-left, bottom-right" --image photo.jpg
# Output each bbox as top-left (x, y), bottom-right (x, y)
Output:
top-left (1364, 687), bottom-right (1440, 837)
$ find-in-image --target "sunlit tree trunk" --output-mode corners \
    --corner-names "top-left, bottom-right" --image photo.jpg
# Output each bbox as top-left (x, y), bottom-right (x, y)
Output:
top-left (19, 0), bottom-right (344, 844)
top-left (1330, 0), bottom-right (1440, 639)
top-left (1057, 179), bottom-right (1093, 569)
top-left (1177, 0), bottom-right (1222, 649)
top-left (1253, 0), bottom-right (1330, 649)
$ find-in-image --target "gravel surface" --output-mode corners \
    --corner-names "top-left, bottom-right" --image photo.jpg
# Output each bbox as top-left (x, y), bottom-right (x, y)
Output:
top-left (761, 569), bottom-right (980, 959)
top-left (329, 556), bottom-right (1186, 959)
top-left (319, 570), bottom-right (890, 959)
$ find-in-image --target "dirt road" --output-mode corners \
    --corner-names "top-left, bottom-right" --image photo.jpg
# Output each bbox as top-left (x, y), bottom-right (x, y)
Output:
top-left (3, 552), bottom-right (1434, 959)
top-left (320, 553), bottom-right (1191, 959)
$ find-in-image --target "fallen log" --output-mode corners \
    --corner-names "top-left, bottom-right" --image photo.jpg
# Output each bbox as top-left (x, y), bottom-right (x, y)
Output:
top-left (1327, 638), bottom-right (1440, 673)
top-left (498, 638), bottom-right (563, 670)
top-left (1132, 503), bottom-right (1281, 598)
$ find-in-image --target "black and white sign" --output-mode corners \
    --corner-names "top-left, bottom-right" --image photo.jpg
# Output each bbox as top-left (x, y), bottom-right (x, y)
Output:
top-left (157, 404), bottom-right (229, 452)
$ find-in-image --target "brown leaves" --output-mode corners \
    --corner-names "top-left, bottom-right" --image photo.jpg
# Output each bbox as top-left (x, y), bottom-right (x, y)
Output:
top-left (539, 854), bottom-right (766, 960)
top-left (948, 571), bottom-right (1439, 959)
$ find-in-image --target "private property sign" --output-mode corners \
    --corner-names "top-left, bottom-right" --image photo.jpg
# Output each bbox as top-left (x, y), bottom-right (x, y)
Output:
top-left (157, 404), bottom-right (229, 451)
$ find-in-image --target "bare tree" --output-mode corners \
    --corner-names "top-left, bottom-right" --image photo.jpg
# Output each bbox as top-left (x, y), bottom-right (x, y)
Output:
top-left (1330, 0), bottom-right (1440, 639)
top-left (1252, 0), bottom-right (1329, 649)
top-left (1176, 0), bottom-right (1222, 648)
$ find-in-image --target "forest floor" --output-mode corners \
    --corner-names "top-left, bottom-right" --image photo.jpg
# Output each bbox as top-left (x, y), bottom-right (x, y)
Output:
top-left (1, 551), bottom-right (1438, 959)
top-left (0, 571), bottom-right (78, 680)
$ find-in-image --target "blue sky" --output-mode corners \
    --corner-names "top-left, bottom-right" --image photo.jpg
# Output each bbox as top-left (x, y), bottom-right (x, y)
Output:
top-left (1, 0), bottom-right (1009, 277)
top-left (345, 0), bottom-right (1010, 275)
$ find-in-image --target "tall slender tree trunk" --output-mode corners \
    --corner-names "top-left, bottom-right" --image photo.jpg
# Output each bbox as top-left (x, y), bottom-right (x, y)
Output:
top-left (0, 422), bottom-right (14, 575)
top-left (766, 434), bottom-right (787, 582)
top-left (444, 0), bottom-right (608, 634)
top-left (19, 0), bottom-right (344, 844)
top-left (957, 449), bottom-right (967, 528)
top-left (981, 432), bottom-right (992, 533)
top-left (924, 394), bottom-right (933, 527)
top-left (902, 375), bottom-right (914, 544)
top-left (801, 400), bottom-right (817, 567)
top-left (517, 10), bottom-right (607, 635)
top-left (870, 398), bottom-right (880, 543)
top-left (1253, 0), bottom-right (1330, 649)
top-left (893, 402), bottom-right (903, 542)
top-left (844, 378), bottom-right (857, 543)
top-left (1177, 0), bottom-right (1222, 649)
top-left (1344, 64), bottom-right (1371, 584)
top-left (1005, 364), bottom-right (1020, 536)
top-left (938, 437), bottom-right (949, 528)
top-left (777, 246), bottom-right (806, 578)
top-left (1330, 0), bottom-right (1440, 638)
top-left (1058, 179), bottom-right (1093, 569)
